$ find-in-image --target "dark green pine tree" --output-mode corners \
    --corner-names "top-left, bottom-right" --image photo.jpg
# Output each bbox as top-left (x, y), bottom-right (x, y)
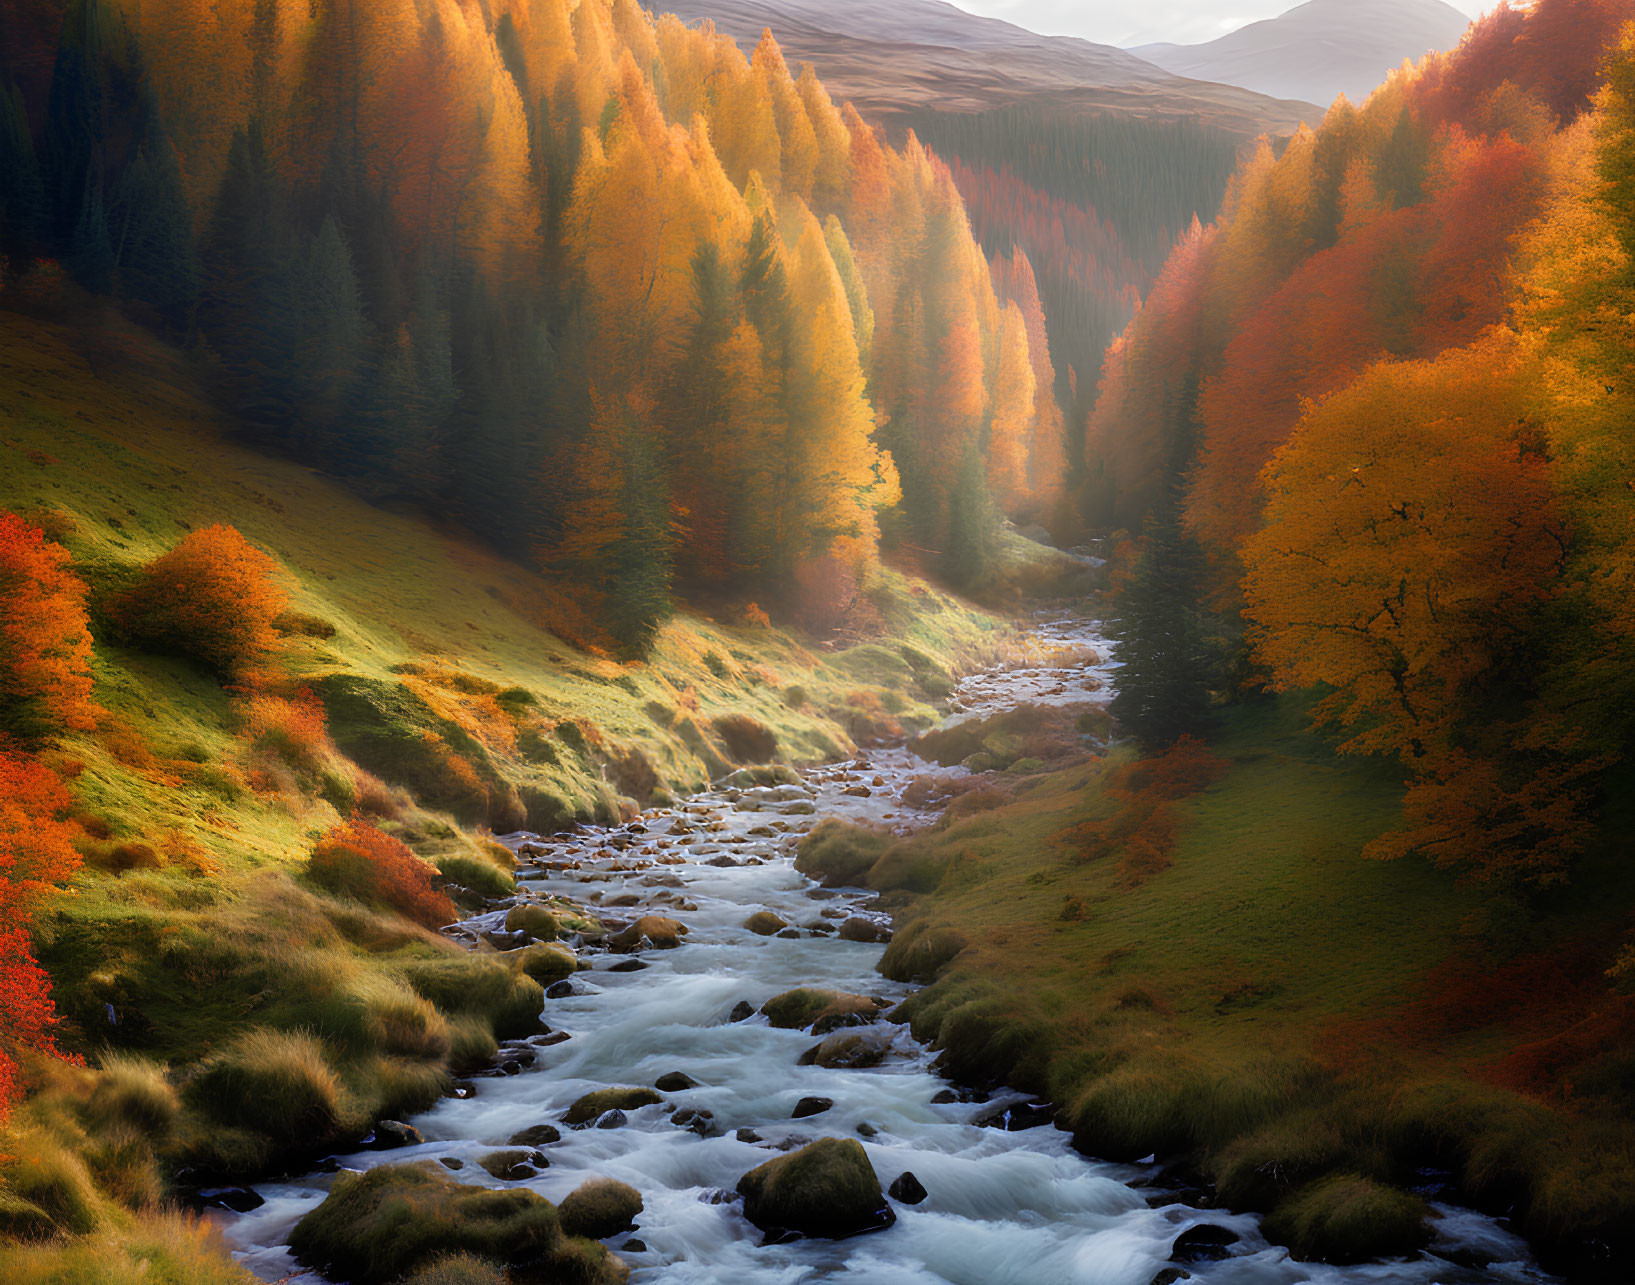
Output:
top-left (606, 425), bottom-right (675, 658)
top-left (1109, 508), bottom-right (1218, 752)
top-left (1105, 510), bottom-right (1222, 752)
top-left (0, 80), bottom-right (47, 259)
top-left (288, 214), bottom-right (366, 458)
top-left (66, 163), bottom-right (114, 292)
top-left (945, 444), bottom-right (998, 589)
top-left (110, 130), bottom-right (199, 332)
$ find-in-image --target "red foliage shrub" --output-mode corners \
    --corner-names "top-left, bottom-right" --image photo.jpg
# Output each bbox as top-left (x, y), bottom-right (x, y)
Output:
top-left (0, 749), bottom-right (84, 1121)
top-left (111, 524), bottom-right (290, 677)
top-left (242, 688), bottom-right (331, 773)
top-left (307, 817), bottom-right (453, 930)
top-left (0, 511), bottom-right (98, 738)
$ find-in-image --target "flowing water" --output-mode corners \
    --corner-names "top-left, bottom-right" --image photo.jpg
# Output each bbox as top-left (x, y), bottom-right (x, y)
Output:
top-left (220, 609), bottom-right (1557, 1285)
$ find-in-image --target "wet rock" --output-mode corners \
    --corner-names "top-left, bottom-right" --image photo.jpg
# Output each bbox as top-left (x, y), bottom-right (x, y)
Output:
top-left (855, 1122), bottom-right (878, 1138)
top-left (607, 893), bottom-right (642, 908)
top-left (478, 1148), bottom-right (546, 1180)
top-left (447, 1080), bottom-right (477, 1099)
top-left (775, 927), bottom-right (802, 939)
top-left (974, 1100), bottom-right (1057, 1131)
top-left (838, 917), bottom-right (891, 943)
top-left (609, 915), bottom-right (688, 952)
top-left (545, 980), bottom-right (578, 999)
top-left (799, 1027), bottom-right (895, 1070)
top-left (842, 785), bottom-right (872, 797)
top-left (761, 988), bottom-right (882, 1032)
top-left (438, 1157), bottom-right (463, 1170)
top-left (1171, 1224), bottom-right (1239, 1263)
top-left (195, 1186), bottom-right (264, 1213)
top-left (608, 958), bottom-right (648, 973)
top-left (743, 911), bottom-right (787, 936)
top-left (736, 1138), bottom-right (895, 1241)
top-left (735, 1128), bottom-right (762, 1143)
top-left (481, 929), bottom-right (531, 951)
top-left (504, 904), bottom-right (560, 941)
top-left (507, 1124), bottom-right (561, 1148)
top-left (1148, 1271), bottom-right (1189, 1285)
top-left (791, 1096), bottom-right (833, 1118)
top-left (931, 1089), bottom-right (960, 1104)
top-left (498, 1045), bottom-right (537, 1068)
top-left (595, 1109), bottom-right (628, 1130)
top-left (562, 1087), bottom-right (663, 1126)
top-left (370, 1120), bottom-right (424, 1149)
top-left (700, 1187), bottom-right (743, 1205)
top-left (558, 1177), bottom-right (644, 1240)
top-left (533, 1030), bottom-right (571, 1047)
top-left (672, 1107), bottom-right (717, 1137)
top-left (622, 1237), bottom-right (647, 1253)
top-left (655, 1071), bottom-right (698, 1091)
top-left (728, 1001), bottom-right (756, 1023)
top-left (888, 1172), bottom-right (928, 1205)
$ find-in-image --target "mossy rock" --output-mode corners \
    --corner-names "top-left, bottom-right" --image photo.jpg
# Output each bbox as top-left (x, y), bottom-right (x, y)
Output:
top-left (736, 1138), bottom-right (894, 1240)
top-left (478, 1149), bottom-right (545, 1181)
top-left (607, 916), bottom-right (687, 952)
top-left (1262, 1174), bottom-right (1431, 1264)
top-left (878, 921), bottom-right (969, 983)
top-left (288, 1163), bottom-right (561, 1284)
top-left (760, 988), bottom-right (881, 1032)
top-left (794, 820), bottom-right (892, 889)
top-left (515, 943), bottom-right (579, 983)
top-left (505, 904), bottom-right (560, 942)
top-left (557, 1178), bottom-right (644, 1240)
top-left (743, 911), bottom-right (787, 936)
top-left (562, 1088), bottom-right (663, 1126)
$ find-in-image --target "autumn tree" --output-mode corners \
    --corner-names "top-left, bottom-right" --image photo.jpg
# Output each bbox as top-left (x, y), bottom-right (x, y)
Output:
top-left (112, 524), bottom-right (290, 678)
top-left (0, 749), bottom-right (83, 1120)
top-left (0, 513), bottom-right (97, 739)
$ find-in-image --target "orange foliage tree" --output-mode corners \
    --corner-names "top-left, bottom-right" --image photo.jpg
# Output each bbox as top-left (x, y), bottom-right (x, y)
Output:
top-left (307, 817), bottom-right (453, 931)
top-left (111, 524), bottom-right (289, 678)
top-left (0, 749), bottom-right (84, 1119)
top-left (0, 512), bottom-right (98, 739)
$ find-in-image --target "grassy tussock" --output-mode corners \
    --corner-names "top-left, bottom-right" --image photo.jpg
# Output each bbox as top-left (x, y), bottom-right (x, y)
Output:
top-left (0, 1212), bottom-right (257, 1284)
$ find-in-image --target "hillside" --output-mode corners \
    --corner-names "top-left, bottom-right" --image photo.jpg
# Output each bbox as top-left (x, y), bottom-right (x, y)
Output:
top-left (1134, 0), bottom-right (1471, 108)
top-left (660, 0), bottom-right (1319, 130)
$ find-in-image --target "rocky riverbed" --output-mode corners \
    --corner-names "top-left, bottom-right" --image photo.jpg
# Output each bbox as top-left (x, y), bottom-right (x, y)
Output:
top-left (218, 610), bottom-right (1558, 1285)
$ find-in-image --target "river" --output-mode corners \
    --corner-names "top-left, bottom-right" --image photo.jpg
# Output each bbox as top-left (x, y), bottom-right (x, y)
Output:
top-left (219, 608), bottom-right (1556, 1285)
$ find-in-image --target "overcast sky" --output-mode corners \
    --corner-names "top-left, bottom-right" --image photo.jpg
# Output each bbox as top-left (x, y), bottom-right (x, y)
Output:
top-left (946, 0), bottom-right (1490, 50)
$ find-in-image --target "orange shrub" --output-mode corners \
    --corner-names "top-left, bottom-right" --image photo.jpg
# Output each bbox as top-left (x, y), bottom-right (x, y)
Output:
top-left (242, 689), bottom-right (331, 774)
top-left (112, 525), bottom-right (289, 677)
top-left (307, 817), bottom-right (453, 930)
top-left (0, 511), bottom-right (97, 738)
top-left (0, 749), bottom-right (83, 1120)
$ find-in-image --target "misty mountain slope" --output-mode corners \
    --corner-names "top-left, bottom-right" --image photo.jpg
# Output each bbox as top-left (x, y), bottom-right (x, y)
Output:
top-left (660, 0), bottom-right (1317, 133)
top-left (1133, 0), bottom-right (1470, 109)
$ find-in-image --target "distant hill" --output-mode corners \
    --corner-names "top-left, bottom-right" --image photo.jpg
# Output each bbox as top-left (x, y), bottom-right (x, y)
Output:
top-left (660, 0), bottom-right (1318, 134)
top-left (1133, 0), bottom-right (1471, 110)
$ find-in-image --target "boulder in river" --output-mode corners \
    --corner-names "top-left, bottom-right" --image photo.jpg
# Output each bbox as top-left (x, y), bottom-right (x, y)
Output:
top-left (799, 1027), bottom-right (895, 1069)
top-left (760, 988), bottom-right (883, 1032)
top-left (888, 1171), bottom-right (928, 1205)
top-left (743, 911), bottom-right (788, 936)
top-left (478, 1149), bottom-right (546, 1180)
top-left (608, 915), bottom-right (688, 952)
top-left (562, 1087), bottom-right (663, 1126)
top-left (736, 1138), bottom-right (895, 1241)
top-left (558, 1177), bottom-right (644, 1240)
top-left (727, 1000), bottom-right (755, 1023)
top-left (508, 1124), bottom-right (561, 1148)
top-left (515, 942), bottom-right (578, 983)
top-left (837, 917), bottom-right (891, 944)
top-left (791, 1096), bottom-right (833, 1118)
top-left (1170, 1223), bottom-right (1239, 1263)
top-left (371, 1120), bottom-right (424, 1149)
top-left (504, 904), bottom-right (560, 942)
top-left (655, 1071), bottom-right (698, 1091)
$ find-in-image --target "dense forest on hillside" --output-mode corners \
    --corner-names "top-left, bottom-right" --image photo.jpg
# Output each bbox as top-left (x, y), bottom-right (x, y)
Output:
top-left (0, 0), bottom-right (1072, 651)
top-left (908, 108), bottom-right (1242, 477)
top-left (1090, 0), bottom-right (1634, 886)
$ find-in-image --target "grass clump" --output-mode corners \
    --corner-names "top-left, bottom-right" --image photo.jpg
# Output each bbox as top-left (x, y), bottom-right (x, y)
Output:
top-left (556, 1178), bottom-right (643, 1240)
top-left (402, 1253), bottom-right (508, 1285)
top-left (0, 1212), bottom-right (258, 1283)
top-left (505, 904), bottom-right (560, 941)
top-left (712, 713), bottom-right (776, 763)
top-left (439, 853), bottom-right (515, 900)
top-left (288, 1163), bottom-right (562, 1284)
top-left (795, 819), bottom-right (893, 888)
top-left (877, 920), bottom-right (970, 983)
top-left (1262, 1174), bottom-right (1430, 1263)
top-left (184, 1029), bottom-right (344, 1165)
top-left (401, 955), bottom-right (543, 1039)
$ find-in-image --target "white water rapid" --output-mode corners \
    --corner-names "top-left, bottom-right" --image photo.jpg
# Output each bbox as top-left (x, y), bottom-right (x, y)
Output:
top-left (219, 610), bottom-right (1557, 1285)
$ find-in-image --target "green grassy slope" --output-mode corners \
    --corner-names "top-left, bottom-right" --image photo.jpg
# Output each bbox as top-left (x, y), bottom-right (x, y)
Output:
top-left (862, 700), bottom-right (1635, 1273)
